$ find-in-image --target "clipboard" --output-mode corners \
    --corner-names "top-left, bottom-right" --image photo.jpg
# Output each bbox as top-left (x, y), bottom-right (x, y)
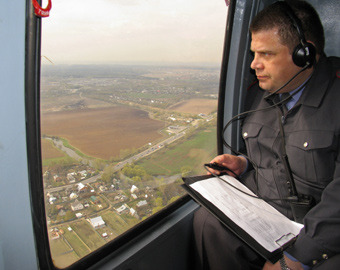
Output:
top-left (182, 174), bottom-right (303, 263)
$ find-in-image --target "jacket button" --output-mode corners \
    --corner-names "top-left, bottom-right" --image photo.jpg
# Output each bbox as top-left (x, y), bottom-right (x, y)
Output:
top-left (322, 254), bottom-right (328, 260)
top-left (243, 132), bottom-right (248, 138)
top-left (312, 260), bottom-right (318, 265)
top-left (303, 142), bottom-right (309, 148)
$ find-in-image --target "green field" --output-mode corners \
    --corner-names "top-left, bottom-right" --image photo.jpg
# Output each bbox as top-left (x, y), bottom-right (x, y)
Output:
top-left (49, 236), bottom-right (80, 268)
top-left (41, 138), bottom-right (73, 167)
top-left (137, 126), bottom-right (217, 176)
top-left (71, 221), bottom-right (106, 250)
top-left (101, 211), bottom-right (139, 235)
top-left (61, 225), bottom-right (91, 258)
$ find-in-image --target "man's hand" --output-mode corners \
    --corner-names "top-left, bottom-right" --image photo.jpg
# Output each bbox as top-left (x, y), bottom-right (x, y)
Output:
top-left (262, 255), bottom-right (304, 270)
top-left (207, 154), bottom-right (247, 176)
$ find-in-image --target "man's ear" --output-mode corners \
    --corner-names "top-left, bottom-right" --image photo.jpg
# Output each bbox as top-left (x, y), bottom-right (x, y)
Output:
top-left (306, 40), bottom-right (316, 50)
top-left (306, 40), bottom-right (320, 60)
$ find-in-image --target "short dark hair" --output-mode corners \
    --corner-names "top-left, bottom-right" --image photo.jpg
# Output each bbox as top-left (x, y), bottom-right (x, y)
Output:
top-left (249, 1), bottom-right (324, 55)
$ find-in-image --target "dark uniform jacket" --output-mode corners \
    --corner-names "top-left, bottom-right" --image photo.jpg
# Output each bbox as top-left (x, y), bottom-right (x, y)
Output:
top-left (240, 56), bottom-right (340, 267)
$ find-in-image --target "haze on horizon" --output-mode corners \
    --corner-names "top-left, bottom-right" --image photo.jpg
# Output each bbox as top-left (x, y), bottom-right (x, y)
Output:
top-left (41, 0), bottom-right (227, 65)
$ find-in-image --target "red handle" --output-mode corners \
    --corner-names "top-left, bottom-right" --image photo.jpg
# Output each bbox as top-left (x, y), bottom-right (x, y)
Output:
top-left (32, 0), bottom-right (52, 17)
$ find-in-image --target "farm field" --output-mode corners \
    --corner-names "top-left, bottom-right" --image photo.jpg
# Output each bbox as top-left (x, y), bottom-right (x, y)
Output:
top-left (49, 237), bottom-right (79, 269)
top-left (137, 126), bottom-right (217, 176)
top-left (41, 105), bottom-right (164, 160)
top-left (169, 98), bottom-right (217, 115)
top-left (41, 138), bottom-right (66, 160)
top-left (48, 211), bottom-right (141, 268)
top-left (40, 98), bottom-right (217, 162)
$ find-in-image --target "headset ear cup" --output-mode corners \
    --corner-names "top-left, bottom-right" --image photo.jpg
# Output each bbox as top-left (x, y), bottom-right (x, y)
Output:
top-left (292, 42), bottom-right (316, 67)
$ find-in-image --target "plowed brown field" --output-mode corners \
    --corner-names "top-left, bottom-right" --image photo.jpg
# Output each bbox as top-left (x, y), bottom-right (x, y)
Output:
top-left (168, 98), bottom-right (217, 114)
top-left (41, 106), bottom-right (164, 160)
top-left (41, 139), bottom-right (66, 159)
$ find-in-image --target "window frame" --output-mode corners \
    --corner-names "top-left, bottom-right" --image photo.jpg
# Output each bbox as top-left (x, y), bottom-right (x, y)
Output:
top-left (25, 1), bottom-right (229, 269)
top-left (25, 1), bottom-right (54, 269)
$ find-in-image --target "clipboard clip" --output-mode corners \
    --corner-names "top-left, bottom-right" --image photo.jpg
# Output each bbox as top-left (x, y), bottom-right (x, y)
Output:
top-left (275, 233), bottom-right (296, 250)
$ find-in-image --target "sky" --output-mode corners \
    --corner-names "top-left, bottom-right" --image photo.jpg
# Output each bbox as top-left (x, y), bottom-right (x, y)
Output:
top-left (41, 0), bottom-right (227, 65)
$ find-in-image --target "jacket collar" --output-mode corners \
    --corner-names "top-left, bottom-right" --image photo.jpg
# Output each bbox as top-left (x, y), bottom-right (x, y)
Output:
top-left (298, 56), bottom-right (332, 108)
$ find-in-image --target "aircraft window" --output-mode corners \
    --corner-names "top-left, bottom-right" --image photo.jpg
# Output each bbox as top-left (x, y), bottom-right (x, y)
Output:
top-left (40, 0), bottom-right (226, 268)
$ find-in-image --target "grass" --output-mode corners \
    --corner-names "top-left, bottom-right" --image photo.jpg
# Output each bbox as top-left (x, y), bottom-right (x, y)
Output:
top-left (49, 211), bottom-right (140, 269)
top-left (42, 156), bottom-right (76, 167)
top-left (49, 237), bottom-right (79, 268)
top-left (41, 138), bottom-right (74, 167)
top-left (61, 225), bottom-right (91, 258)
top-left (59, 137), bottom-right (95, 160)
top-left (137, 126), bottom-right (217, 176)
top-left (101, 211), bottom-right (138, 235)
top-left (71, 221), bottom-right (106, 250)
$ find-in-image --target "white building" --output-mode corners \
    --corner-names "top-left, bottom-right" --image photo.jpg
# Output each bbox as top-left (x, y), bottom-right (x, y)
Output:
top-left (130, 185), bottom-right (139, 194)
top-left (67, 172), bottom-right (76, 183)
top-left (136, 200), bottom-right (148, 208)
top-left (77, 182), bottom-right (87, 192)
top-left (69, 192), bottom-right (78, 199)
top-left (71, 200), bottom-right (84, 211)
top-left (116, 204), bottom-right (128, 215)
top-left (130, 208), bottom-right (137, 216)
top-left (89, 216), bottom-right (105, 229)
top-left (49, 196), bottom-right (57, 204)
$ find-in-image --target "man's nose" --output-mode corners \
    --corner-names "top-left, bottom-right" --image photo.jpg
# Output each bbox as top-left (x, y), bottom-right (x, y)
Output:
top-left (250, 55), bottom-right (262, 70)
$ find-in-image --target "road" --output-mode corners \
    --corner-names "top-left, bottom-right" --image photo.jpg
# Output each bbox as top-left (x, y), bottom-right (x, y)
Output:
top-left (48, 138), bottom-right (93, 166)
top-left (112, 130), bottom-right (186, 170)
top-left (46, 173), bottom-right (102, 193)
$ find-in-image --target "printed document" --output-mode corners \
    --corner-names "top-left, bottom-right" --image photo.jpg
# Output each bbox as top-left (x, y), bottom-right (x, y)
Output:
top-left (190, 175), bottom-right (304, 252)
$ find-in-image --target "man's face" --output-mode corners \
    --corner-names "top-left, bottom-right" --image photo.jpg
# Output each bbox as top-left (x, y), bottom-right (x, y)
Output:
top-left (250, 28), bottom-right (303, 93)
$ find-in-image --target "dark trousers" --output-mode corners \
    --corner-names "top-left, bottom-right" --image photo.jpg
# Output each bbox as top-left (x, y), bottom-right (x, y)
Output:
top-left (193, 207), bottom-right (340, 270)
top-left (193, 207), bottom-right (265, 270)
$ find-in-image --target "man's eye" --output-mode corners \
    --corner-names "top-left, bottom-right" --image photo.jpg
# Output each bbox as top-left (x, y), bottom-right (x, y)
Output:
top-left (262, 52), bottom-right (273, 57)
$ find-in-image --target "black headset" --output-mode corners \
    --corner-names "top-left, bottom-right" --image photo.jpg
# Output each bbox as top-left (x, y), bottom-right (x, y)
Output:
top-left (279, 1), bottom-right (316, 68)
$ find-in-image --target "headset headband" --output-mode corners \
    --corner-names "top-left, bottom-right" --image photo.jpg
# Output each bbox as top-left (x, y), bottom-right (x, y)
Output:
top-left (278, 1), bottom-right (316, 67)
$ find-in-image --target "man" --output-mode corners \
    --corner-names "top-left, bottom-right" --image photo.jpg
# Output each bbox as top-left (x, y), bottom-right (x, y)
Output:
top-left (193, 1), bottom-right (340, 269)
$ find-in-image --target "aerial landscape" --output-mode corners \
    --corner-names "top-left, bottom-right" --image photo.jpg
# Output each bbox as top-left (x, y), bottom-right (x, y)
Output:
top-left (40, 64), bottom-right (219, 267)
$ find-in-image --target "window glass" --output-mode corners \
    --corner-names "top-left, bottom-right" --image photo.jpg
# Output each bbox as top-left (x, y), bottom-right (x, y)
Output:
top-left (41, 0), bottom-right (226, 267)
